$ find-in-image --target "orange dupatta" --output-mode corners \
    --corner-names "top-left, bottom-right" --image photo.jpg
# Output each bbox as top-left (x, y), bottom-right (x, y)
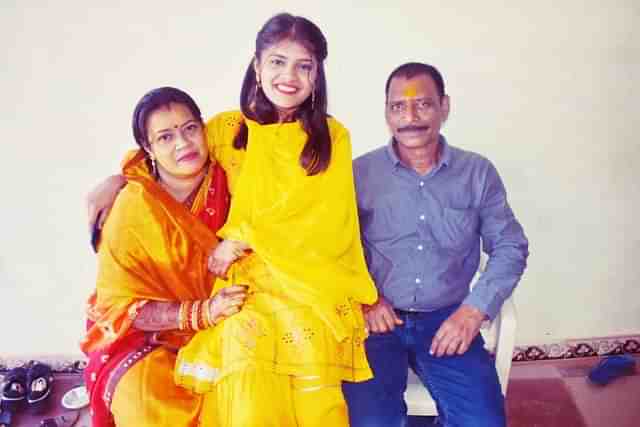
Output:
top-left (80, 151), bottom-right (229, 427)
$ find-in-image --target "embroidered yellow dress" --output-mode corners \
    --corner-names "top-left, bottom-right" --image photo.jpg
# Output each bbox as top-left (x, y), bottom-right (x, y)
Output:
top-left (175, 111), bottom-right (378, 426)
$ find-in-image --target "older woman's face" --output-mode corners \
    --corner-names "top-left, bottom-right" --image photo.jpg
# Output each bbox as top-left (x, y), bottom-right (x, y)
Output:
top-left (146, 102), bottom-right (208, 179)
top-left (255, 39), bottom-right (317, 119)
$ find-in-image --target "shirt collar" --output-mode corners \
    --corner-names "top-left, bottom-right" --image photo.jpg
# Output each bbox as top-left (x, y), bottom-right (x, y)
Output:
top-left (385, 135), bottom-right (452, 169)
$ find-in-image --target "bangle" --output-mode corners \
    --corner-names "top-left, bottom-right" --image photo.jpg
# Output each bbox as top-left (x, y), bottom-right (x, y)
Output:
top-left (190, 300), bottom-right (200, 331)
top-left (197, 300), bottom-right (207, 330)
top-left (178, 301), bottom-right (190, 331)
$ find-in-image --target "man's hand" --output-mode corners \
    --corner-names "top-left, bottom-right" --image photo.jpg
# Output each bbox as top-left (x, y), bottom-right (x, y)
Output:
top-left (430, 304), bottom-right (486, 357)
top-left (363, 296), bottom-right (403, 333)
top-left (87, 174), bottom-right (127, 232)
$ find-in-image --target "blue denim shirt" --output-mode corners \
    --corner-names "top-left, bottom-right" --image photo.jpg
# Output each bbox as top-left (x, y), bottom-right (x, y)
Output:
top-left (353, 137), bottom-right (528, 319)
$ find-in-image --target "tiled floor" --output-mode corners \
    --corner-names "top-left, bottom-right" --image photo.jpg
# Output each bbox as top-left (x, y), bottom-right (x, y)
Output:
top-left (518, 355), bottom-right (640, 427)
top-left (505, 355), bottom-right (639, 427)
top-left (2, 355), bottom-right (638, 426)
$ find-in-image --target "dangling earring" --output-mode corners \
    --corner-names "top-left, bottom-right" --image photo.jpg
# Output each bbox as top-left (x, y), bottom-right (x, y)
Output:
top-left (150, 155), bottom-right (158, 179)
top-left (311, 87), bottom-right (316, 110)
top-left (255, 76), bottom-right (262, 97)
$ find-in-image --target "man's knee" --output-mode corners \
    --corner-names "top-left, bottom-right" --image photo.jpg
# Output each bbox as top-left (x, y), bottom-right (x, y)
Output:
top-left (343, 380), bottom-right (407, 427)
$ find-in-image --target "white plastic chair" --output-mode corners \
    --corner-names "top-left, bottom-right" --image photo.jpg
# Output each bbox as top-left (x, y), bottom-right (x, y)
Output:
top-left (404, 255), bottom-right (518, 416)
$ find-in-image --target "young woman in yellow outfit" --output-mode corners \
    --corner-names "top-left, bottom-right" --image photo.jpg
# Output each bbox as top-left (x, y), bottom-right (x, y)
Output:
top-left (87, 13), bottom-right (378, 427)
top-left (175, 14), bottom-right (378, 427)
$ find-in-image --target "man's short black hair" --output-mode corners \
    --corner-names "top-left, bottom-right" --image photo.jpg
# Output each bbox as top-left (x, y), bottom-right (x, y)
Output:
top-left (385, 62), bottom-right (446, 101)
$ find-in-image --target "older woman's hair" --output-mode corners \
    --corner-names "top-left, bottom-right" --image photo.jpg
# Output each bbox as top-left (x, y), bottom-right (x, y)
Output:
top-left (234, 13), bottom-right (331, 176)
top-left (132, 87), bottom-right (203, 177)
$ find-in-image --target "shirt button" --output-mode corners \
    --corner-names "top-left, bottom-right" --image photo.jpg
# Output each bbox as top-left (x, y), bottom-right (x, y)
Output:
top-left (419, 181), bottom-right (425, 187)
top-left (417, 245), bottom-right (423, 251)
top-left (419, 214), bottom-right (425, 221)
top-left (415, 278), bottom-right (421, 284)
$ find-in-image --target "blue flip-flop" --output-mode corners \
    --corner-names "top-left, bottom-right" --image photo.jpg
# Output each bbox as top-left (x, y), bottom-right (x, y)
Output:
top-left (588, 354), bottom-right (636, 386)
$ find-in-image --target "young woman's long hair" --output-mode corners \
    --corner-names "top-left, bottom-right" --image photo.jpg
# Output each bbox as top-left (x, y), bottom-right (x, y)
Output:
top-left (234, 13), bottom-right (331, 176)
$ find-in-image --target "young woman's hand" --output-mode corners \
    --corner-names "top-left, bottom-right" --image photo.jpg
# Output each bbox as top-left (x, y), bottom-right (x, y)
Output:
top-left (208, 285), bottom-right (248, 324)
top-left (208, 240), bottom-right (248, 278)
top-left (87, 174), bottom-right (127, 232)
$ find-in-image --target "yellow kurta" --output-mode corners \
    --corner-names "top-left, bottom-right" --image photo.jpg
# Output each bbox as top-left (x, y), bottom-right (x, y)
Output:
top-left (175, 112), bottom-right (378, 426)
top-left (83, 152), bottom-right (223, 427)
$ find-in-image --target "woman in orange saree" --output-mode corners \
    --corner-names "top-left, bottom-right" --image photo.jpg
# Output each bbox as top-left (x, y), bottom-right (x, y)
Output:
top-left (81, 87), bottom-right (246, 427)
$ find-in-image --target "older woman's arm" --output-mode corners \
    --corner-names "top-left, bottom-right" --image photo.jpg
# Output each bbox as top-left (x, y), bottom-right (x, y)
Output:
top-left (132, 285), bottom-right (248, 331)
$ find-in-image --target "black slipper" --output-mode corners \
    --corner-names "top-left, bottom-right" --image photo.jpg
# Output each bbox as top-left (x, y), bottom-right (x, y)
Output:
top-left (0, 367), bottom-right (27, 413)
top-left (26, 363), bottom-right (54, 414)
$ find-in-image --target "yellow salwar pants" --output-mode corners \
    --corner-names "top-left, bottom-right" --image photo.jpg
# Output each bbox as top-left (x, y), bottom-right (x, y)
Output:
top-left (176, 255), bottom-right (370, 427)
top-left (199, 366), bottom-right (348, 427)
top-left (111, 347), bottom-right (202, 427)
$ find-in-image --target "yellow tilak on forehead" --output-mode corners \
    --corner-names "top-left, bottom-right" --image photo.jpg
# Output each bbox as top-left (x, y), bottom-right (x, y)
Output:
top-left (402, 83), bottom-right (418, 98)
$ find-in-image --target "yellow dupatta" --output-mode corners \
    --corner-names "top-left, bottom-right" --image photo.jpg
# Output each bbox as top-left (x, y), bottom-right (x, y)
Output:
top-left (216, 117), bottom-right (377, 341)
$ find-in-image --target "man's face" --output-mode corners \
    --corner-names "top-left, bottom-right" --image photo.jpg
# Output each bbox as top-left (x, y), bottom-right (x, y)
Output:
top-left (385, 74), bottom-right (449, 149)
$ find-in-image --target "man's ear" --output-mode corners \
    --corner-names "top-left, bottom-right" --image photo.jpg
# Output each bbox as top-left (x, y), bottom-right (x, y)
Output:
top-left (441, 95), bottom-right (451, 122)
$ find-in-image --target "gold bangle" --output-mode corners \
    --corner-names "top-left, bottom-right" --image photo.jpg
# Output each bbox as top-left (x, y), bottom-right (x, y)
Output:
top-left (203, 298), bottom-right (214, 328)
top-left (197, 300), bottom-right (206, 330)
top-left (178, 302), bottom-right (188, 331)
top-left (182, 301), bottom-right (194, 331)
top-left (190, 300), bottom-right (200, 331)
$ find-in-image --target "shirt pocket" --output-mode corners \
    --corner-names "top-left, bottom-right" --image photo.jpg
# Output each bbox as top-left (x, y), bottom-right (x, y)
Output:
top-left (363, 191), bottom-right (415, 243)
top-left (432, 207), bottom-right (478, 251)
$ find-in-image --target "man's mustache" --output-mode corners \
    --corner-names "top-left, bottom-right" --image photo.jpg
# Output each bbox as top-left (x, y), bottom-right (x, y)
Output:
top-left (398, 125), bottom-right (429, 133)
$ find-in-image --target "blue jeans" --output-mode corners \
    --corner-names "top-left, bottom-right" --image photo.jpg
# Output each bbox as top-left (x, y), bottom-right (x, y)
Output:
top-left (342, 304), bottom-right (505, 427)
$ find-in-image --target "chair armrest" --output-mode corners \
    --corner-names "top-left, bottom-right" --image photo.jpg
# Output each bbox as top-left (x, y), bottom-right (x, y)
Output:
top-left (492, 295), bottom-right (517, 395)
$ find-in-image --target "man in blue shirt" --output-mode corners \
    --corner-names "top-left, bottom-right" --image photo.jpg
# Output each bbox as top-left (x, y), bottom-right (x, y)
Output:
top-left (342, 62), bottom-right (529, 427)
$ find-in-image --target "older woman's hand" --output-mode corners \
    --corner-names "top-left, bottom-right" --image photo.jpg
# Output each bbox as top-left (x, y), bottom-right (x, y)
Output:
top-left (208, 285), bottom-right (248, 324)
top-left (208, 240), bottom-right (248, 278)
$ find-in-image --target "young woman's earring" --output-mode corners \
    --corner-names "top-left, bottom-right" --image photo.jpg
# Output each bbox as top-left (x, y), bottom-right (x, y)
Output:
top-left (254, 77), bottom-right (261, 101)
top-left (311, 87), bottom-right (316, 110)
top-left (150, 155), bottom-right (158, 179)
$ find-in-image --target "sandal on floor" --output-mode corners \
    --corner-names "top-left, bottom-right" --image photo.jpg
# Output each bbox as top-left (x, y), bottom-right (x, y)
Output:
top-left (39, 411), bottom-right (79, 427)
top-left (0, 367), bottom-right (27, 413)
top-left (26, 362), bottom-right (54, 414)
top-left (588, 354), bottom-right (636, 386)
top-left (0, 406), bottom-right (13, 427)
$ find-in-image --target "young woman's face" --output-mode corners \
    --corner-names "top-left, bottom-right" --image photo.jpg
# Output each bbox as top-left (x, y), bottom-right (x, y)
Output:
top-left (145, 102), bottom-right (208, 179)
top-left (255, 39), bottom-right (318, 119)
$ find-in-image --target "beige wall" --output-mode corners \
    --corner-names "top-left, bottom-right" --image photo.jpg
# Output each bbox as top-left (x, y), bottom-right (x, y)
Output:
top-left (2, 0), bottom-right (638, 357)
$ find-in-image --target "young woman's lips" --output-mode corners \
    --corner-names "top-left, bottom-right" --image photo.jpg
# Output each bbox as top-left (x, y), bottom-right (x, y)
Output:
top-left (177, 151), bottom-right (199, 163)
top-left (275, 84), bottom-right (298, 95)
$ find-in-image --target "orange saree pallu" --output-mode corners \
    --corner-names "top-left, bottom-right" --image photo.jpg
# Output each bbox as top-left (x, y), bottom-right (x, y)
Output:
top-left (81, 151), bottom-right (229, 427)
